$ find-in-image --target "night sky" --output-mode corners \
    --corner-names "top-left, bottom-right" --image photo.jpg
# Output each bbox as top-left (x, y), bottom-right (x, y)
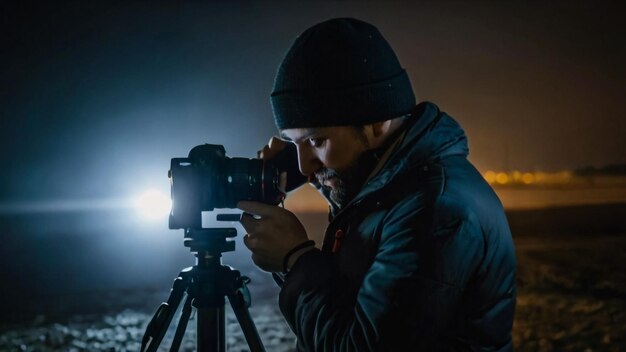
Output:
top-left (2, 1), bottom-right (625, 204)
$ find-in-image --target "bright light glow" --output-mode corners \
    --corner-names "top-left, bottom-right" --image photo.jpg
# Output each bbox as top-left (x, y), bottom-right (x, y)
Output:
top-left (134, 189), bottom-right (171, 220)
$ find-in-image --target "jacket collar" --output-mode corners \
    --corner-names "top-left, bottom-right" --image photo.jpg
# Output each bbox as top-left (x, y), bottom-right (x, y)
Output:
top-left (335, 101), bottom-right (469, 214)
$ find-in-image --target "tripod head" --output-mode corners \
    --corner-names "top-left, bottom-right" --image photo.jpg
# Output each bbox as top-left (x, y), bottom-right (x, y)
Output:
top-left (182, 213), bottom-right (241, 256)
top-left (184, 228), bottom-right (236, 255)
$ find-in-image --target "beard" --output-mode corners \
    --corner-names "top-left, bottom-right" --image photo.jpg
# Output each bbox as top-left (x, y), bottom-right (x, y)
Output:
top-left (315, 148), bottom-right (382, 209)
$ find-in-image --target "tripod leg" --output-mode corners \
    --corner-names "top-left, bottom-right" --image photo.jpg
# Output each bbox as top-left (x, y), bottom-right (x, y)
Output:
top-left (141, 269), bottom-right (192, 352)
top-left (196, 305), bottom-right (225, 352)
top-left (169, 293), bottom-right (193, 352)
top-left (228, 290), bottom-right (266, 352)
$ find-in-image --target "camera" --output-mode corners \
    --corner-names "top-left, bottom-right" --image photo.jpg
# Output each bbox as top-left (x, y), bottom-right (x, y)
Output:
top-left (168, 144), bottom-right (290, 229)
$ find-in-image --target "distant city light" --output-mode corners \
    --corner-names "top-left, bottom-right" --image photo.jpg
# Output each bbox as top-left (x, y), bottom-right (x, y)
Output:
top-left (482, 169), bottom-right (582, 187)
top-left (484, 170), bottom-right (497, 184)
top-left (496, 172), bottom-right (510, 185)
top-left (535, 172), bottom-right (546, 183)
top-left (134, 189), bottom-right (171, 220)
top-left (522, 173), bottom-right (535, 184)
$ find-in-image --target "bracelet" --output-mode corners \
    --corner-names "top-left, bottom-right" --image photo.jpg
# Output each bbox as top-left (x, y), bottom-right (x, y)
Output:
top-left (282, 240), bottom-right (316, 273)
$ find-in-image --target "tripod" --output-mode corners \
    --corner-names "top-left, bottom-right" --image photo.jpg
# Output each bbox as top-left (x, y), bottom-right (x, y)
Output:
top-left (141, 225), bottom-right (266, 352)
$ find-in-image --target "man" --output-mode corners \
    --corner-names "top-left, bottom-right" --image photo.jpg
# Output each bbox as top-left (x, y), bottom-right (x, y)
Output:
top-left (238, 18), bottom-right (516, 351)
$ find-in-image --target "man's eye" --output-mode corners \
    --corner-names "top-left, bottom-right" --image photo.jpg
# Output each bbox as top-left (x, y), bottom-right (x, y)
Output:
top-left (308, 138), bottom-right (325, 147)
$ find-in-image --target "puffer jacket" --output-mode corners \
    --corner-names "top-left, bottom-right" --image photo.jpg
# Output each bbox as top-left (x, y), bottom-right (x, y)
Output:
top-left (279, 101), bottom-right (516, 351)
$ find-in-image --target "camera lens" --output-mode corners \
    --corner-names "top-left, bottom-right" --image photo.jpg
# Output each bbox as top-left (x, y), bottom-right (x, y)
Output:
top-left (224, 157), bottom-right (283, 208)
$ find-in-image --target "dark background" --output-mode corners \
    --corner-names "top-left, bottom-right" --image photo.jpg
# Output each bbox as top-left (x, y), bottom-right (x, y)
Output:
top-left (1, 0), bottom-right (625, 325)
top-left (2, 1), bottom-right (625, 202)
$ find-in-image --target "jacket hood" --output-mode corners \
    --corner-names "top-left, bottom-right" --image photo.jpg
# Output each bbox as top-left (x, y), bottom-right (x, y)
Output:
top-left (353, 101), bottom-right (469, 203)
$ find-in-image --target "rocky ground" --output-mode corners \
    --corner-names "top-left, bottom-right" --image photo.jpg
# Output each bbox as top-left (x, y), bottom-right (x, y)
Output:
top-left (512, 234), bottom-right (626, 351)
top-left (1, 233), bottom-right (626, 351)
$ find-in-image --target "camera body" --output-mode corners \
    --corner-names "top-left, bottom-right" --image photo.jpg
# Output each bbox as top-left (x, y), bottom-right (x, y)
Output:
top-left (168, 144), bottom-right (285, 229)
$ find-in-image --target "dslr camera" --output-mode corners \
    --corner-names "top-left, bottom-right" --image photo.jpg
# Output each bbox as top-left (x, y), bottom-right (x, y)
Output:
top-left (168, 143), bottom-right (302, 229)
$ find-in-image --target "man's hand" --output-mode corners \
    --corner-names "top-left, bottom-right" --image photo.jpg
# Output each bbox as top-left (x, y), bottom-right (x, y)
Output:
top-left (257, 136), bottom-right (288, 160)
top-left (258, 136), bottom-right (307, 193)
top-left (238, 200), bottom-right (309, 272)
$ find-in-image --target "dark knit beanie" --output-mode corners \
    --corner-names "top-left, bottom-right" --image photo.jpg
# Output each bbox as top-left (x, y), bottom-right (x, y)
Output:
top-left (271, 18), bottom-right (415, 129)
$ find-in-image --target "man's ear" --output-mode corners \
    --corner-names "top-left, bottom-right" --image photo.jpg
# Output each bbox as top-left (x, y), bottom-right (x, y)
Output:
top-left (363, 121), bottom-right (390, 148)
top-left (371, 121), bottom-right (389, 138)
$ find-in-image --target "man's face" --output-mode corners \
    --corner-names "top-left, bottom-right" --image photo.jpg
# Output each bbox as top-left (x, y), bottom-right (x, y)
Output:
top-left (280, 126), bottom-right (378, 208)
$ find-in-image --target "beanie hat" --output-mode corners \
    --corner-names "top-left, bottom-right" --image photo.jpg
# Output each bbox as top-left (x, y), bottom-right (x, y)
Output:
top-left (271, 18), bottom-right (415, 130)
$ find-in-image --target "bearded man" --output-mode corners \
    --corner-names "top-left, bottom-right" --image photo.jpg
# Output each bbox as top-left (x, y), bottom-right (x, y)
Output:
top-left (238, 18), bottom-right (516, 351)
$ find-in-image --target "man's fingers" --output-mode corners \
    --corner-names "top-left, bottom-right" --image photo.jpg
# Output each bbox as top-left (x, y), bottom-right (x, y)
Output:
top-left (250, 253), bottom-right (271, 271)
top-left (237, 201), bottom-right (277, 217)
top-left (239, 212), bottom-right (259, 233)
top-left (279, 171), bottom-right (287, 193)
top-left (268, 136), bottom-right (287, 151)
top-left (257, 145), bottom-right (271, 159)
top-left (257, 137), bottom-right (287, 160)
top-left (242, 233), bottom-right (257, 249)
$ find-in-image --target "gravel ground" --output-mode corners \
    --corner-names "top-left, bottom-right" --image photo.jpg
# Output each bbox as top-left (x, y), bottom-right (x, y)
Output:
top-left (2, 233), bottom-right (626, 351)
top-left (0, 304), bottom-right (295, 352)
